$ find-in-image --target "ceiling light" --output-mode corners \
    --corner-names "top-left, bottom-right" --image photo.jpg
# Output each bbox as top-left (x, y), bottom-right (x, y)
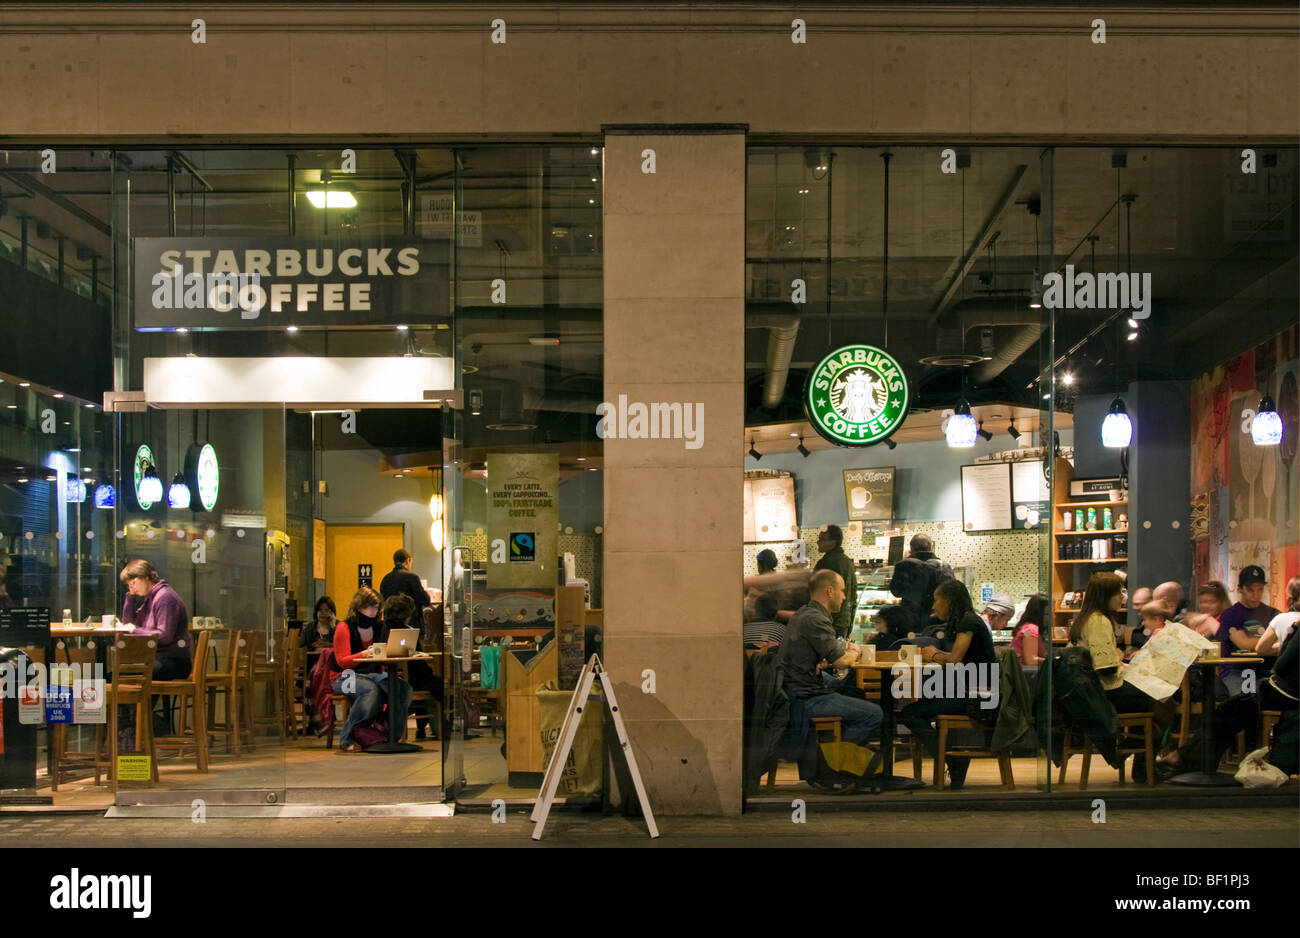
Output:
top-left (18, 382), bottom-right (30, 388)
top-left (1007, 421), bottom-right (1022, 441)
top-left (167, 472), bottom-right (191, 509)
top-left (53, 393), bottom-right (64, 399)
top-left (946, 401), bottom-right (978, 448)
top-left (468, 389), bottom-right (483, 417)
top-left (396, 324), bottom-right (409, 332)
top-left (789, 432), bottom-right (799, 438)
top-left (748, 441), bottom-right (762, 461)
top-left (1127, 318), bottom-right (1138, 329)
top-left (1102, 396), bottom-right (1133, 448)
top-left (68, 447), bottom-right (81, 453)
top-left (94, 483), bottom-right (115, 508)
top-left (797, 438), bottom-right (810, 458)
top-left (1251, 394), bottom-right (1283, 446)
top-left (591, 148), bottom-right (599, 155)
top-left (286, 325), bottom-right (298, 333)
top-left (304, 188), bottom-right (357, 209)
top-left (576, 457), bottom-right (587, 461)
top-left (138, 464), bottom-right (164, 504)
top-left (528, 336), bottom-right (560, 347)
top-left (1061, 372), bottom-right (1075, 386)
top-left (1127, 331), bottom-right (1139, 342)
top-left (176, 327), bottom-right (189, 334)
top-left (66, 477), bottom-right (86, 503)
top-left (17, 478), bottom-right (27, 484)
top-left (6, 405), bottom-right (15, 410)
top-left (84, 404), bottom-right (94, 409)
top-left (976, 422), bottom-right (993, 442)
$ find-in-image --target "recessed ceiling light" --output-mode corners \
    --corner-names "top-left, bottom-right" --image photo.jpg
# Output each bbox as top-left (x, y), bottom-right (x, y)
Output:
top-left (5, 405), bottom-right (15, 410)
top-left (305, 188), bottom-right (357, 209)
top-left (53, 393), bottom-right (64, 399)
top-left (84, 403), bottom-right (94, 409)
top-left (286, 325), bottom-right (299, 333)
top-left (19, 382), bottom-right (31, 388)
top-left (17, 478), bottom-right (28, 483)
top-left (396, 325), bottom-right (409, 332)
top-left (576, 457), bottom-right (587, 461)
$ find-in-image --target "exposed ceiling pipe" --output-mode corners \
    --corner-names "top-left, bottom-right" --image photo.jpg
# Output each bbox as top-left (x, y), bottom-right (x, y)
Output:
top-left (938, 297), bottom-right (1047, 385)
top-left (971, 322), bottom-right (1046, 384)
top-left (746, 313), bottom-right (800, 408)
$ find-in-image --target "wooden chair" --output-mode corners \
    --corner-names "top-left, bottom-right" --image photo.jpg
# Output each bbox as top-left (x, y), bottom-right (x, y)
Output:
top-left (102, 635), bottom-right (159, 792)
top-left (325, 694), bottom-right (351, 749)
top-left (150, 631), bottom-right (211, 772)
top-left (284, 637), bottom-right (309, 738)
top-left (811, 716), bottom-right (843, 743)
top-left (934, 714), bottom-right (1015, 791)
top-left (1175, 670), bottom-right (1205, 748)
top-left (49, 641), bottom-right (104, 790)
top-left (1059, 712), bottom-right (1155, 789)
top-left (245, 630), bottom-right (287, 747)
top-left (205, 630), bottom-right (249, 754)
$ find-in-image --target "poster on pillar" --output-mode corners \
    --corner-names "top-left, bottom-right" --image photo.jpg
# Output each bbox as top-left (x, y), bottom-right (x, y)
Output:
top-left (487, 454), bottom-right (559, 590)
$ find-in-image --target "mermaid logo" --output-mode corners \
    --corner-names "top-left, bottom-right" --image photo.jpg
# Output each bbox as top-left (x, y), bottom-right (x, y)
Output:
top-left (804, 344), bottom-right (908, 446)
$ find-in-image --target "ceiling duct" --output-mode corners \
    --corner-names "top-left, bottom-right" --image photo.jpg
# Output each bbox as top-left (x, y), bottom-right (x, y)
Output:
top-left (745, 313), bottom-right (800, 408)
top-left (923, 296), bottom-right (1044, 383)
top-left (484, 380), bottom-right (536, 431)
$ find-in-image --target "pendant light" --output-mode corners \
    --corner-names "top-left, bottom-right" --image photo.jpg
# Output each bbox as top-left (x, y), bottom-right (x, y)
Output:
top-left (65, 476), bottom-right (86, 504)
top-left (138, 463), bottom-right (164, 505)
top-left (946, 401), bottom-right (978, 448)
top-left (1102, 396), bottom-right (1133, 448)
top-left (94, 479), bottom-right (116, 508)
top-left (167, 472), bottom-right (191, 508)
top-left (1252, 394), bottom-right (1283, 446)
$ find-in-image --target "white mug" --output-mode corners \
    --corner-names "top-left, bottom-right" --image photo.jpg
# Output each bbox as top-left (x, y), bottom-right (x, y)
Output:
top-left (859, 644), bottom-right (876, 664)
top-left (101, 614), bottom-right (115, 629)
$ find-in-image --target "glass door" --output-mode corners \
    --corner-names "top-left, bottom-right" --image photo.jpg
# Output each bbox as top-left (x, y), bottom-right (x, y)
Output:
top-left (109, 404), bottom-right (289, 807)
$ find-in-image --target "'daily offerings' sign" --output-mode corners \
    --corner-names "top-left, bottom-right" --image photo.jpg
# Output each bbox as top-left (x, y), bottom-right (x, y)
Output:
top-left (134, 237), bottom-right (449, 330)
top-left (804, 344), bottom-right (909, 446)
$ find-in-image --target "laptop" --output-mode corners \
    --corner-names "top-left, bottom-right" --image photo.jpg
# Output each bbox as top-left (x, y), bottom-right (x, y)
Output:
top-left (373, 628), bottom-right (421, 658)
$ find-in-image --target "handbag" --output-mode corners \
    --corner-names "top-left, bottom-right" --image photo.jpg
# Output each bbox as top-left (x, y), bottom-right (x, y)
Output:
top-left (351, 717), bottom-right (389, 749)
top-left (1235, 746), bottom-right (1288, 789)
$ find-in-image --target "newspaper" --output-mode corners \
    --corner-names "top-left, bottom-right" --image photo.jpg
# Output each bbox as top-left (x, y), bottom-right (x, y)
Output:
top-left (1122, 622), bottom-right (1218, 701)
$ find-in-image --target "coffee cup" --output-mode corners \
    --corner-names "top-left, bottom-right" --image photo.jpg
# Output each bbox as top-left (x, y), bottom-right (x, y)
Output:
top-left (859, 644), bottom-right (876, 664)
top-left (102, 614), bottom-right (115, 629)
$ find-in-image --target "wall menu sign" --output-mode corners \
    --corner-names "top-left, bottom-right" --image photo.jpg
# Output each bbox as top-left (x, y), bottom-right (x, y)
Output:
top-left (743, 472), bottom-right (798, 543)
top-left (804, 344), bottom-right (909, 446)
top-left (133, 237), bottom-right (450, 330)
top-left (487, 454), bottom-right (559, 590)
top-left (842, 467), bottom-right (895, 523)
top-left (1011, 460), bottom-right (1050, 530)
top-left (960, 463), bottom-right (1013, 532)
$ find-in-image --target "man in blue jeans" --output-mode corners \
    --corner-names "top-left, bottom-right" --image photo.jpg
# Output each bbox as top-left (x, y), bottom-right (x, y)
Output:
top-left (778, 569), bottom-right (883, 746)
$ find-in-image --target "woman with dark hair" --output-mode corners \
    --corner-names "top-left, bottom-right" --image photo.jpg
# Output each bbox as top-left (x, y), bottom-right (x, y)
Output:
top-left (756, 549), bottom-right (779, 575)
top-left (899, 579), bottom-right (998, 788)
top-left (301, 595), bottom-right (338, 650)
top-left (870, 604), bottom-right (916, 652)
top-left (328, 586), bottom-right (412, 752)
top-left (1071, 572), bottom-right (1169, 738)
top-left (1012, 593), bottom-right (1049, 666)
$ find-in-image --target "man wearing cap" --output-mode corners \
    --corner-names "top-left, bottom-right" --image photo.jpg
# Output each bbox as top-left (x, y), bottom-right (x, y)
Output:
top-left (1216, 565), bottom-right (1282, 699)
top-left (814, 525), bottom-right (857, 638)
top-left (981, 594), bottom-right (1016, 634)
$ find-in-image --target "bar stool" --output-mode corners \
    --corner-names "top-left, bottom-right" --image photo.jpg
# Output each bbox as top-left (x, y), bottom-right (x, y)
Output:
top-left (248, 630), bottom-right (287, 745)
top-left (205, 630), bottom-right (249, 754)
top-left (102, 635), bottom-right (159, 792)
top-left (48, 641), bottom-right (102, 790)
top-left (150, 631), bottom-right (211, 772)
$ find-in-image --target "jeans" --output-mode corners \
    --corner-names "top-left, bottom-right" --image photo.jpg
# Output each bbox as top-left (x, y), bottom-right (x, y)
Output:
top-left (332, 670), bottom-right (412, 747)
top-left (803, 691), bottom-right (884, 746)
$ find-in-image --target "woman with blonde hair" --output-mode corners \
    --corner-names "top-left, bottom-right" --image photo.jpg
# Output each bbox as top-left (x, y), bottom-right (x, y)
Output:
top-left (328, 585), bottom-right (412, 752)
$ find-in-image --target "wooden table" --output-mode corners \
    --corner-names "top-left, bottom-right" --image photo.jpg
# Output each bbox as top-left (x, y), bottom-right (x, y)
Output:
top-left (853, 658), bottom-right (941, 791)
top-left (1168, 655), bottom-right (1265, 787)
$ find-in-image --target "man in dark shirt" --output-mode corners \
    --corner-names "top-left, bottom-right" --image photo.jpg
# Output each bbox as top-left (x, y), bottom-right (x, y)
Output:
top-left (1216, 565), bottom-right (1282, 699)
top-left (778, 569), bottom-right (882, 746)
top-left (379, 548), bottom-right (431, 626)
top-left (813, 525), bottom-right (857, 638)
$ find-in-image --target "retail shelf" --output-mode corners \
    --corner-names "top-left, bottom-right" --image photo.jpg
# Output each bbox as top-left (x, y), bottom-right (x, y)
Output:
top-left (1057, 500), bottom-right (1128, 509)
top-left (1054, 558), bottom-right (1127, 564)
top-left (1055, 528), bottom-right (1128, 536)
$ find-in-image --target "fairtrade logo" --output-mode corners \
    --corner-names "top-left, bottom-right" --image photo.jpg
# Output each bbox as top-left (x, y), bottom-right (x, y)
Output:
top-left (805, 344), bottom-right (908, 446)
top-left (509, 532), bottom-right (535, 563)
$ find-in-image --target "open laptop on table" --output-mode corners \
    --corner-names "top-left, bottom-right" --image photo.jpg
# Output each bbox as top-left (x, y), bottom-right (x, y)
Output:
top-left (370, 628), bottom-right (422, 658)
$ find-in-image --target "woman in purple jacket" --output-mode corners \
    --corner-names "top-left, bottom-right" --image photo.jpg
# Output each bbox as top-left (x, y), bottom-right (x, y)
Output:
top-left (120, 559), bottom-right (192, 680)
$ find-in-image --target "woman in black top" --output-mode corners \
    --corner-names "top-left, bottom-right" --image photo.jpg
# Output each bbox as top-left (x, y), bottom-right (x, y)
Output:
top-left (301, 596), bottom-right (338, 650)
top-left (899, 579), bottom-right (998, 788)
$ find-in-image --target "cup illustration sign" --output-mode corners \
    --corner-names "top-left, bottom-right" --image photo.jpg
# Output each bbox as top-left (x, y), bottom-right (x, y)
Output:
top-left (1015, 505), bottom-right (1028, 521)
top-left (851, 486), bottom-right (870, 510)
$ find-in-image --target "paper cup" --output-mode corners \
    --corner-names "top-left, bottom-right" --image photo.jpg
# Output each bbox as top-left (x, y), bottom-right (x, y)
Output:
top-left (102, 615), bottom-right (115, 629)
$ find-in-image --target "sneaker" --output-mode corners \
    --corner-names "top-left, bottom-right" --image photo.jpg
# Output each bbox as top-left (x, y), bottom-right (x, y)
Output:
top-left (809, 779), bottom-right (859, 795)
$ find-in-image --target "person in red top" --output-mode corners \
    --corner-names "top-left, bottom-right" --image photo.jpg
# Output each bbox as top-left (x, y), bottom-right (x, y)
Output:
top-left (330, 586), bottom-right (412, 752)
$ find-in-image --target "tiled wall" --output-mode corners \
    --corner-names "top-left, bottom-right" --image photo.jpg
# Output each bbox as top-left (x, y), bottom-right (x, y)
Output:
top-left (745, 520), bottom-right (1046, 603)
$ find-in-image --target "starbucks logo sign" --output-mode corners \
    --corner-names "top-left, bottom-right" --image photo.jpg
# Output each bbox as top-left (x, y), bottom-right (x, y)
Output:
top-left (804, 344), bottom-right (908, 446)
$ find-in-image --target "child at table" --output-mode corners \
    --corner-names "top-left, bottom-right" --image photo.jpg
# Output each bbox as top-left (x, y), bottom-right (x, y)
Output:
top-left (1125, 601), bottom-right (1173, 660)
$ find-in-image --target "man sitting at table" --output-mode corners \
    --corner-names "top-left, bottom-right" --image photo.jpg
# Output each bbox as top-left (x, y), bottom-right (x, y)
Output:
top-left (778, 569), bottom-right (882, 747)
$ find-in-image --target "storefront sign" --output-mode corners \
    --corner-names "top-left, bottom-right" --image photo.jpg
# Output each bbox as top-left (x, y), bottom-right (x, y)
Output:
top-left (804, 344), bottom-right (909, 446)
top-left (487, 454), bottom-right (558, 590)
top-left (842, 467), bottom-right (895, 523)
top-left (133, 237), bottom-right (450, 330)
top-left (186, 443), bottom-right (220, 512)
top-left (44, 664), bottom-right (74, 724)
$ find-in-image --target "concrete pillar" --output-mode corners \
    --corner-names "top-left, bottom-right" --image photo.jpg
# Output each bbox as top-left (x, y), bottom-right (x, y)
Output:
top-left (601, 125), bottom-right (746, 815)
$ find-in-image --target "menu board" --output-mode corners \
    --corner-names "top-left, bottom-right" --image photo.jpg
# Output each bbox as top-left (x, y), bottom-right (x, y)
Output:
top-left (843, 467), bottom-right (895, 523)
top-left (1011, 461), bottom-right (1051, 530)
top-left (744, 474), bottom-right (798, 543)
top-left (961, 463), bottom-right (1013, 532)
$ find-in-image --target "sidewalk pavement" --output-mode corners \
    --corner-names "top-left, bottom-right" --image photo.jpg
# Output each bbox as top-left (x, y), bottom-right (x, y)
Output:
top-left (3, 806), bottom-right (1296, 848)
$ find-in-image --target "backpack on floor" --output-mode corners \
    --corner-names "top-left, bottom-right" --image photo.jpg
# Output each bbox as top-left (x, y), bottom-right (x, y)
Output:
top-left (815, 741), bottom-right (885, 794)
top-left (352, 717), bottom-right (389, 749)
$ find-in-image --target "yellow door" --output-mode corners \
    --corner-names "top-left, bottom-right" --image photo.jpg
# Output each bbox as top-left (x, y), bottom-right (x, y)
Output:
top-left (325, 524), bottom-right (405, 615)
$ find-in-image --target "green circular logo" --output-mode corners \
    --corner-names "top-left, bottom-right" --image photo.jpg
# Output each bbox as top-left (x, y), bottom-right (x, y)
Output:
top-left (133, 444), bottom-right (156, 510)
top-left (804, 344), bottom-right (909, 446)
